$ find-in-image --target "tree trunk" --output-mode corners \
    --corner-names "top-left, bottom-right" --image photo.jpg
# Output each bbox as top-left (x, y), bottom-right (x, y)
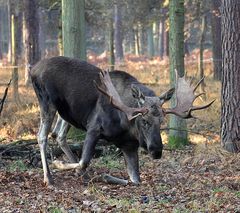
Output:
top-left (114, 3), bottom-right (124, 63)
top-left (58, 9), bottom-right (63, 56)
top-left (211, 0), bottom-right (222, 81)
top-left (7, 0), bottom-right (12, 63)
top-left (147, 23), bottom-right (154, 58)
top-left (38, 9), bottom-right (46, 58)
top-left (16, 11), bottom-right (23, 61)
top-left (139, 24), bottom-right (145, 55)
top-left (198, 14), bottom-right (207, 97)
top-left (0, 8), bottom-right (2, 59)
top-left (62, 0), bottom-right (86, 60)
top-left (159, 17), bottom-right (165, 59)
top-left (108, 12), bottom-right (114, 71)
top-left (165, 29), bottom-right (169, 57)
top-left (169, 0), bottom-right (188, 148)
top-left (11, 13), bottom-right (20, 104)
top-left (221, 0), bottom-right (240, 153)
top-left (153, 21), bottom-right (159, 56)
top-left (0, 4), bottom-right (9, 58)
top-left (23, 0), bottom-right (40, 86)
top-left (129, 29), bottom-right (136, 54)
top-left (135, 25), bottom-right (140, 56)
top-left (61, 0), bottom-right (86, 139)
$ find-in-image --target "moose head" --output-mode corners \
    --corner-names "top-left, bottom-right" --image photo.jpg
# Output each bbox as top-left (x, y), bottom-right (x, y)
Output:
top-left (95, 69), bottom-right (215, 159)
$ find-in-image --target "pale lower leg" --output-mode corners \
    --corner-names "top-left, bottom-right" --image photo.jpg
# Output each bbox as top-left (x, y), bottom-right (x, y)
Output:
top-left (122, 149), bottom-right (140, 185)
top-left (56, 120), bottom-right (78, 163)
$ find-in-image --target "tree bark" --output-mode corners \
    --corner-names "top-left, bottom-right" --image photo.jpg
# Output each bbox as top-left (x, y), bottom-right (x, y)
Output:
top-left (221, 0), bottom-right (240, 153)
top-left (135, 25), bottom-right (140, 56)
top-left (147, 23), bottom-right (154, 58)
top-left (23, 0), bottom-right (40, 86)
top-left (62, 0), bottom-right (86, 139)
top-left (159, 17), bottom-right (165, 59)
top-left (165, 29), bottom-right (169, 57)
top-left (129, 28), bottom-right (136, 54)
top-left (7, 0), bottom-right (12, 63)
top-left (198, 14), bottom-right (207, 97)
top-left (108, 12), bottom-right (115, 71)
top-left (58, 9), bottom-right (63, 56)
top-left (139, 24), bottom-right (145, 55)
top-left (153, 21), bottom-right (159, 56)
top-left (169, 0), bottom-right (188, 148)
top-left (0, 4), bottom-right (9, 59)
top-left (11, 13), bottom-right (20, 104)
top-left (62, 0), bottom-right (86, 60)
top-left (114, 3), bottom-right (124, 63)
top-left (0, 6), bottom-right (3, 60)
top-left (211, 0), bottom-right (222, 81)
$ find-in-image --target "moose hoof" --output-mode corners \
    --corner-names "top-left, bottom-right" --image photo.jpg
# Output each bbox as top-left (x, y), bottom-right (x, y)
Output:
top-left (130, 177), bottom-right (141, 186)
top-left (132, 181), bottom-right (140, 186)
top-left (44, 176), bottom-right (54, 187)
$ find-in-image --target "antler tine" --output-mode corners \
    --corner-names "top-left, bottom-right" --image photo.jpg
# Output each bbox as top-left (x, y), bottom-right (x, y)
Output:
top-left (164, 70), bottom-right (214, 119)
top-left (183, 99), bottom-right (216, 119)
top-left (94, 70), bottom-right (148, 121)
top-left (190, 99), bottom-right (215, 111)
top-left (193, 92), bottom-right (205, 102)
top-left (193, 76), bottom-right (204, 92)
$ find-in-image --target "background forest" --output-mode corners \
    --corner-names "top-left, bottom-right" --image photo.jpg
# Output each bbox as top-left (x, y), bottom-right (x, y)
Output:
top-left (0, 0), bottom-right (239, 212)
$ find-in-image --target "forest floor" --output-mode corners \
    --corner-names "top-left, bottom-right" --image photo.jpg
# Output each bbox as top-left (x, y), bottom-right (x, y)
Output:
top-left (0, 53), bottom-right (239, 212)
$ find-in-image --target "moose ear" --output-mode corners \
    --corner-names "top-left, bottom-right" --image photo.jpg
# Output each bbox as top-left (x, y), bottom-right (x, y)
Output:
top-left (159, 87), bottom-right (175, 104)
top-left (131, 84), bottom-right (145, 105)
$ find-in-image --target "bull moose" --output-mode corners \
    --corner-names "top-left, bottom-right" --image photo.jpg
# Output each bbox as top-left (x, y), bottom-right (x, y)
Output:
top-left (30, 56), bottom-right (214, 186)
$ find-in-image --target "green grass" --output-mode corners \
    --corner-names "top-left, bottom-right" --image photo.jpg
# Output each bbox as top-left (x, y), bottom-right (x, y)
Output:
top-left (168, 135), bottom-right (189, 149)
top-left (95, 154), bottom-right (123, 170)
top-left (48, 206), bottom-right (63, 213)
top-left (235, 191), bottom-right (240, 198)
top-left (67, 127), bottom-right (86, 141)
top-left (7, 160), bottom-right (28, 172)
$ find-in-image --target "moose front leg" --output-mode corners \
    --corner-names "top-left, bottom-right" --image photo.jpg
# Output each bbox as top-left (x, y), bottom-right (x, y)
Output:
top-left (79, 130), bottom-right (100, 170)
top-left (122, 148), bottom-right (140, 185)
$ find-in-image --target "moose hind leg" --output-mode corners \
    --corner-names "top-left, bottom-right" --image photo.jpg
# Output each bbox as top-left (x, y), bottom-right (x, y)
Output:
top-left (38, 105), bottom-right (56, 186)
top-left (122, 148), bottom-right (140, 185)
top-left (56, 119), bottom-right (78, 163)
top-left (51, 113), bottom-right (63, 139)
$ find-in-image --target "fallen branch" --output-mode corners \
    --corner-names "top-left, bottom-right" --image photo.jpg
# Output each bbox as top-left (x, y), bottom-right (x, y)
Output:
top-left (0, 139), bottom-right (37, 156)
top-left (0, 79), bottom-right (12, 115)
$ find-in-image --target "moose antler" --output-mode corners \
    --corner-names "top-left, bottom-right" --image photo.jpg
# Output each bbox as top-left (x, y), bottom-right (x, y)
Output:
top-left (94, 70), bottom-right (148, 120)
top-left (164, 70), bottom-right (215, 118)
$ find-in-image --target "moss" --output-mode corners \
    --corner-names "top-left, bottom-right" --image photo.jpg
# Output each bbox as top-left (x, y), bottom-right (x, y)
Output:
top-left (168, 135), bottom-right (189, 149)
